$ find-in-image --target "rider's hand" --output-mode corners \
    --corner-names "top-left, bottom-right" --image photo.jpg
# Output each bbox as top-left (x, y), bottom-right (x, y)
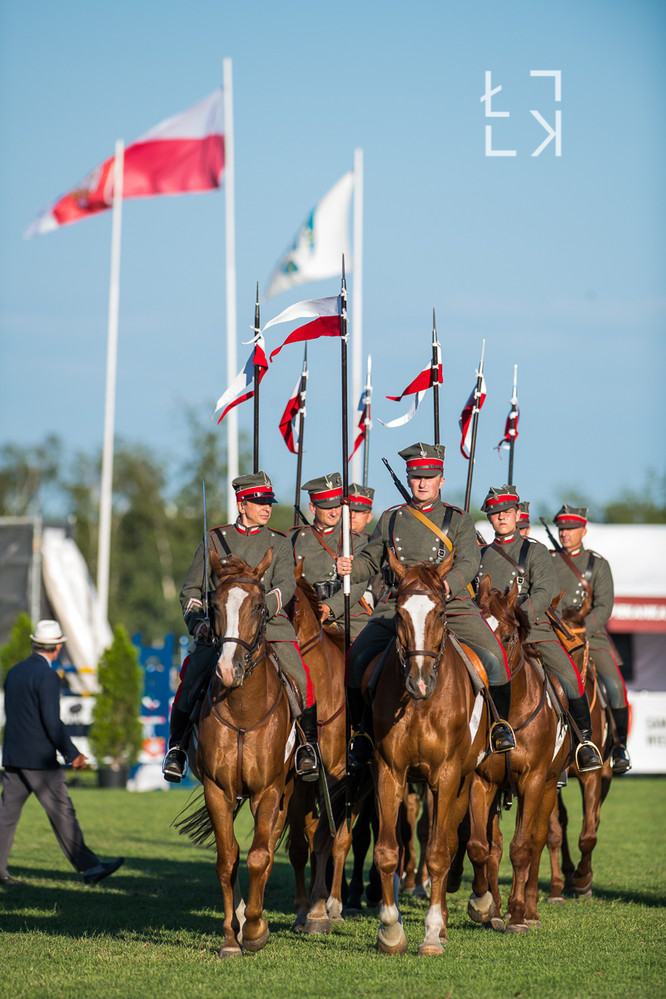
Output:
top-left (336, 555), bottom-right (353, 576)
top-left (194, 620), bottom-right (212, 642)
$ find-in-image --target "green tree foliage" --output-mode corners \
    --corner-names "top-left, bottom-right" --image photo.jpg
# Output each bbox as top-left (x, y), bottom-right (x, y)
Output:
top-left (0, 436), bottom-right (63, 516)
top-left (0, 613), bottom-right (33, 683)
top-left (88, 625), bottom-right (143, 769)
top-left (601, 470), bottom-right (666, 524)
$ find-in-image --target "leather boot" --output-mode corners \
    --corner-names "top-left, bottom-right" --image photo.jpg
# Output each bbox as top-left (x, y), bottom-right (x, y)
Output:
top-left (488, 683), bottom-right (516, 753)
top-left (347, 687), bottom-right (374, 769)
top-left (295, 704), bottom-right (320, 782)
top-left (162, 705), bottom-right (190, 783)
top-left (610, 706), bottom-right (632, 774)
top-left (568, 693), bottom-right (603, 772)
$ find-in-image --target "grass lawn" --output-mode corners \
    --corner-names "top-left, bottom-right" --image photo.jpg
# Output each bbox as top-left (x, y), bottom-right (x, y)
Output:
top-left (0, 774), bottom-right (664, 999)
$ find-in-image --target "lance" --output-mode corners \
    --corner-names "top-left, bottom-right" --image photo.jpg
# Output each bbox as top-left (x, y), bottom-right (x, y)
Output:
top-left (293, 345), bottom-right (309, 528)
top-left (253, 282), bottom-right (261, 473)
top-left (463, 339), bottom-right (486, 512)
top-left (362, 354), bottom-right (372, 488)
top-left (508, 364), bottom-right (518, 484)
top-left (432, 309), bottom-right (441, 446)
top-left (202, 478), bottom-right (210, 624)
top-left (340, 259), bottom-right (354, 832)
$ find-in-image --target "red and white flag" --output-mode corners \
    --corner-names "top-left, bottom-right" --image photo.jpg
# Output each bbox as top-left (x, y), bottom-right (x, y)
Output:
top-left (262, 296), bottom-right (341, 362)
top-left (279, 375), bottom-right (306, 454)
top-left (496, 404), bottom-right (520, 453)
top-left (213, 337), bottom-right (268, 425)
top-left (25, 89), bottom-right (224, 237)
top-left (349, 384), bottom-right (371, 460)
top-left (459, 374), bottom-right (488, 458)
top-left (380, 345), bottom-right (442, 429)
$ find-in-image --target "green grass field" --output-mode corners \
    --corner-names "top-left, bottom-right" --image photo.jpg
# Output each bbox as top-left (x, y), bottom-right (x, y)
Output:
top-left (1, 775), bottom-right (664, 999)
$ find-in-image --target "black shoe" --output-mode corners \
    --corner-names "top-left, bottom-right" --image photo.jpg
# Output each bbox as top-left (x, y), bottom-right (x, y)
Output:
top-left (568, 694), bottom-right (603, 772)
top-left (348, 731), bottom-right (374, 769)
top-left (557, 769), bottom-right (568, 788)
top-left (0, 873), bottom-right (21, 885)
top-left (84, 858), bottom-right (125, 886)
top-left (490, 721), bottom-right (516, 753)
top-left (611, 745), bottom-right (632, 775)
top-left (162, 747), bottom-right (188, 783)
top-left (295, 742), bottom-right (319, 782)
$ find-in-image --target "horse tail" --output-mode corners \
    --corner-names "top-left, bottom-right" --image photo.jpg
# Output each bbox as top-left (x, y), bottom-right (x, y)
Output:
top-left (172, 790), bottom-right (245, 847)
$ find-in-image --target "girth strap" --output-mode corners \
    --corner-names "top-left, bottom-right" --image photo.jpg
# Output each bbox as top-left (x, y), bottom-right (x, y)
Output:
top-left (210, 680), bottom-right (286, 801)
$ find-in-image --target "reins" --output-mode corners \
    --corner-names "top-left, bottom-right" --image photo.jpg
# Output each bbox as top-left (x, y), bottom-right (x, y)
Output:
top-left (394, 584), bottom-right (448, 682)
top-left (214, 576), bottom-right (268, 677)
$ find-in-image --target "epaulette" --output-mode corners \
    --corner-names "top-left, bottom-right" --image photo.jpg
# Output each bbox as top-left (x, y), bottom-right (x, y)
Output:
top-left (209, 523), bottom-right (233, 533)
top-left (267, 528), bottom-right (288, 538)
top-left (442, 501), bottom-right (465, 515)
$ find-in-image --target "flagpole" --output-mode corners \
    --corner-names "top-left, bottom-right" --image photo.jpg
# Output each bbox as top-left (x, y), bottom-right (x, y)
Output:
top-left (463, 339), bottom-right (486, 513)
top-left (253, 283), bottom-right (260, 473)
top-left (362, 354), bottom-right (372, 488)
top-left (223, 57), bottom-right (239, 518)
top-left (508, 364), bottom-right (518, 484)
top-left (431, 309), bottom-right (440, 446)
top-left (351, 148), bottom-right (363, 484)
top-left (293, 346), bottom-right (308, 528)
top-left (340, 260), bottom-right (351, 655)
top-left (97, 139), bottom-right (124, 622)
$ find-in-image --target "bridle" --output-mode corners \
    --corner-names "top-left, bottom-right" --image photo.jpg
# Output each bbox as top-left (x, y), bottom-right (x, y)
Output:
top-left (213, 576), bottom-right (268, 679)
top-left (394, 585), bottom-right (448, 684)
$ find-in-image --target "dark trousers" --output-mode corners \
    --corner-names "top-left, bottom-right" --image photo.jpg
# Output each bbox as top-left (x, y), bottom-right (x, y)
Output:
top-left (0, 768), bottom-right (99, 876)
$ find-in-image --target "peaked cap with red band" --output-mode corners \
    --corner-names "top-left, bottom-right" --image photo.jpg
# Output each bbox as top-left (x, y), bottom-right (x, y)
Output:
top-left (481, 484), bottom-right (520, 514)
top-left (348, 483), bottom-right (375, 511)
top-left (232, 471), bottom-right (277, 504)
top-left (554, 504), bottom-right (588, 529)
top-left (302, 472), bottom-right (343, 508)
top-left (517, 500), bottom-right (531, 526)
top-left (398, 442), bottom-right (446, 478)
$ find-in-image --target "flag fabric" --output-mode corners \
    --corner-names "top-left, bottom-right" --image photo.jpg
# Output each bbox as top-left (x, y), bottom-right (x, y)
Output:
top-left (459, 374), bottom-right (488, 458)
top-left (379, 345), bottom-right (442, 429)
top-left (279, 375), bottom-right (306, 454)
top-left (213, 337), bottom-right (268, 425)
top-left (263, 296), bottom-right (342, 362)
top-left (349, 385), bottom-right (371, 460)
top-left (264, 172), bottom-right (353, 300)
top-left (496, 404), bottom-right (520, 453)
top-left (25, 89), bottom-right (224, 238)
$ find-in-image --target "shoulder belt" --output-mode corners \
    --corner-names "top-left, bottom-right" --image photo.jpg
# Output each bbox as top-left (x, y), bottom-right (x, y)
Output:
top-left (486, 538), bottom-right (531, 583)
top-left (404, 504), bottom-right (474, 598)
top-left (211, 527), bottom-right (232, 558)
top-left (556, 549), bottom-right (594, 597)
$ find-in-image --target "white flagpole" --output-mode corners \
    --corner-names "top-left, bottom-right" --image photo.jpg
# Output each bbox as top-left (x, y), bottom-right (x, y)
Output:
top-left (223, 57), bottom-right (239, 519)
top-left (351, 147), bottom-right (364, 484)
top-left (97, 139), bottom-right (124, 622)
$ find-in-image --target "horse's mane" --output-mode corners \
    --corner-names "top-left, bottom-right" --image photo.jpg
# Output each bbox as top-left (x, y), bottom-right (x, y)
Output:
top-left (288, 575), bottom-right (347, 652)
top-left (398, 562), bottom-right (447, 596)
top-left (485, 588), bottom-right (531, 644)
top-left (214, 556), bottom-right (256, 585)
top-left (561, 604), bottom-right (586, 629)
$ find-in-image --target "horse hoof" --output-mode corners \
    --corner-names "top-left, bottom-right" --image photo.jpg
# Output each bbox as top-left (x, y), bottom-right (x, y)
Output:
top-left (304, 916), bottom-right (331, 935)
top-left (505, 922), bottom-right (530, 934)
top-left (574, 888), bottom-right (593, 900)
top-left (218, 945), bottom-right (242, 959)
top-left (525, 919), bottom-right (542, 929)
top-left (418, 941), bottom-right (446, 956)
top-left (329, 914), bottom-right (345, 926)
top-left (290, 918), bottom-right (306, 933)
top-left (342, 905), bottom-right (363, 917)
top-left (242, 927), bottom-right (270, 953)
top-left (411, 883), bottom-right (430, 900)
top-left (377, 933), bottom-right (409, 956)
top-left (490, 917), bottom-right (506, 933)
top-left (546, 895), bottom-right (565, 905)
top-left (467, 891), bottom-right (495, 924)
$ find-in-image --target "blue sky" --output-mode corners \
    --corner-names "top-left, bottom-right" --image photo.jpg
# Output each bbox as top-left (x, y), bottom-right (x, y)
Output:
top-left (1, 0), bottom-right (664, 518)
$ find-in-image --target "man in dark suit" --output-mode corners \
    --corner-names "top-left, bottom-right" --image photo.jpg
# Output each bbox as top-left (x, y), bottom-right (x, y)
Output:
top-left (0, 619), bottom-right (124, 885)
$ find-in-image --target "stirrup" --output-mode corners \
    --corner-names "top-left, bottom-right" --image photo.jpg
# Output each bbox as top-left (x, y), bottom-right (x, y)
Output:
top-left (348, 731), bottom-right (374, 769)
top-left (162, 747), bottom-right (188, 783)
top-left (295, 742), bottom-right (319, 782)
top-left (575, 740), bottom-right (603, 773)
top-left (490, 720), bottom-right (516, 754)
top-left (611, 745), bottom-right (632, 775)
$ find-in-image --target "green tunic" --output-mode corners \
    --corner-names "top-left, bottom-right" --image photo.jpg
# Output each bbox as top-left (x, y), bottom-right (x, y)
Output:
top-left (478, 536), bottom-right (556, 641)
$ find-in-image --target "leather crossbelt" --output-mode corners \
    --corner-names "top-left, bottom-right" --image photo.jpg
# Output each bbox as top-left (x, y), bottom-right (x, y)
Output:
top-left (405, 505), bottom-right (475, 598)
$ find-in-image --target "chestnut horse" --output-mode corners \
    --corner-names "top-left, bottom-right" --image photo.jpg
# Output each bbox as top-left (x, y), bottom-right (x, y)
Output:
top-left (469, 575), bottom-right (570, 932)
top-left (187, 550), bottom-right (295, 958)
top-left (371, 550), bottom-right (490, 956)
top-left (547, 594), bottom-right (613, 901)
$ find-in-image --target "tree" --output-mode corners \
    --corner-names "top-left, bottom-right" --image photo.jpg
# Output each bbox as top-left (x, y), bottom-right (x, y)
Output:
top-left (88, 625), bottom-right (143, 771)
top-left (0, 613), bottom-right (33, 683)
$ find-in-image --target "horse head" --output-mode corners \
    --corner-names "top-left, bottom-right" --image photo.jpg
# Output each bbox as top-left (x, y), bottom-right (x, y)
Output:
top-left (389, 547), bottom-right (454, 701)
top-left (476, 574), bottom-right (530, 649)
top-left (208, 549), bottom-right (273, 690)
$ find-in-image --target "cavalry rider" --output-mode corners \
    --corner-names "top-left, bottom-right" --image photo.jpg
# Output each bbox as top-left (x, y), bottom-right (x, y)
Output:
top-left (551, 505), bottom-right (631, 774)
top-left (349, 483), bottom-right (375, 538)
top-left (478, 486), bottom-right (603, 772)
top-left (517, 501), bottom-right (531, 537)
top-left (162, 472), bottom-right (319, 784)
top-left (336, 443), bottom-right (515, 766)
top-left (291, 473), bottom-right (372, 638)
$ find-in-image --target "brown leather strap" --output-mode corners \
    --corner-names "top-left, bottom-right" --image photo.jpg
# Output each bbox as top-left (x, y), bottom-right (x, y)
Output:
top-left (404, 506), bottom-right (475, 598)
top-left (211, 682), bottom-right (286, 800)
top-left (555, 549), bottom-right (593, 598)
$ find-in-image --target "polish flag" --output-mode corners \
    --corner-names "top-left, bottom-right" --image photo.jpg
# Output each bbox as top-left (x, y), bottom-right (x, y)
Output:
top-left (263, 296), bottom-right (341, 362)
top-left (459, 374), bottom-right (488, 458)
top-left (496, 404), bottom-right (520, 453)
top-left (213, 337), bottom-right (268, 424)
top-left (279, 376), bottom-right (305, 454)
top-left (349, 384), bottom-right (371, 460)
top-left (25, 89), bottom-right (224, 237)
top-left (380, 345), bottom-right (442, 429)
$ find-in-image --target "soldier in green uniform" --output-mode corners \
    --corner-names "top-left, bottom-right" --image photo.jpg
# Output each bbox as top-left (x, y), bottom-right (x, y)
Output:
top-left (291, 473), bottom-right (373, 638)
top-left (551, 505), bottom-right (631, 774)
top-left (336, 443), bottom-right (515, 765)
top-left (349, 484), bottom-right (375, 538)
top-left (517, 501), bottom-right (531, 537)
top-left (478, 486), bottom-right (602, 772)
top-left (162, 472), bottom-right (318, 783)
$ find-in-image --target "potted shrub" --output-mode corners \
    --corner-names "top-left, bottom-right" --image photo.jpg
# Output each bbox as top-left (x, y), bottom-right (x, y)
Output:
top-left (89, 625), bottom-right (143, 788)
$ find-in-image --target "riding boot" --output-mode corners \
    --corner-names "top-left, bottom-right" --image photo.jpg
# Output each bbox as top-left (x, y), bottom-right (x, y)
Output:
top-left (347, 687), bottom-right (374, 770)
top-left (488, 683), bottom-right (516, 753)
top-left (610, 706), bottom-right (632, 774)
top-left (295, 703), bottom-right (320, 782)
top-left (162, 705), bottom-right (190, 783)
top-left (568, 693), bottom-right (603, 772)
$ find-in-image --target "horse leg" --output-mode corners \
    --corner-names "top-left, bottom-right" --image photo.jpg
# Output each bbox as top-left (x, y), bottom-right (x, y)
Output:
top-left (558, 788), bottom-right (576, 891)
top-left (242, 786), bottom-right (285, 953)
top-left (304, 812), bottom-right (335, 934)
top-left (466, 776), bottom-right (498, 926)
top-left (572, 772), bottom-right (603, 898)
top-left (505, 782), bottom-right (545, 933)
top-left (546, 792), bottom-right (566, 903)
top-left (375, 762), bottom-right (408, 955)
top-left (418, 776), bottom-right (468, 955)
top-left (204, 779), bottom-right (243, 958)
top-left (400, 787), bottom-right (419, 892)
top-left (524, 777), bottom-right (559, 926)
top-left (446, 805), bottom-right (469, 895)
top-left (487, 803), bottom-right (505, 930)
top-left (287, 781), bottom-right (316, 931)
top-left (346, 794), bottom-right (374, 912)
top-left (327, 820), bottom-right (354, 924)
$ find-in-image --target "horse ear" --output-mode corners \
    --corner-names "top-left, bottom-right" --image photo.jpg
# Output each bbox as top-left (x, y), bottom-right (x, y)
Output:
top-left (436, 548), bottom-right (455, 583)
top-left (256, 546), bottom-right (274, 580)
top-left (551, 588), bottom-right (565, 611)
top-left (477, 572), bottom-right (492, 604)
top-left (388, 548), bottom-right (405, 581)
top-left (210, 549), bottom-right (223, 579)
top-left (507, 577), bottom-right (520, 607)
top-left (294, 557), bottom-right (304, 581)
top-left (580, 589), bottom-right (592, 616)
